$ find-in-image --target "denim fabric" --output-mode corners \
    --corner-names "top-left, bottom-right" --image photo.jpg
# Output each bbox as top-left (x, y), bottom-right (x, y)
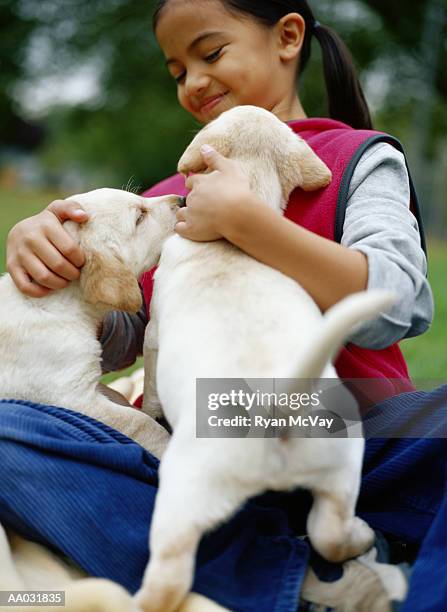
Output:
top-left (359, 385), bottom-right (447, 544)
top-left (360, 386), bottom-right (447, 612)
top-left (0, 388), bottom-right (446, 611)
top-left (401, 465), bottom-right (447, 612)
top-left (0, 400), bottom-right (308, 612)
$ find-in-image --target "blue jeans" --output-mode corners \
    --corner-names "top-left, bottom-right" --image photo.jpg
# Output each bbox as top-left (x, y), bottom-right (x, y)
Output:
top-left (0, 387), bottom-right (446, 612)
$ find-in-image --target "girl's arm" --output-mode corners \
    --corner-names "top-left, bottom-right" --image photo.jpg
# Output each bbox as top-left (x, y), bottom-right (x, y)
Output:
top-left (177, 144), bottom-right (433, 346)
top-left (340, 142), bottom-right (433, 348)
top-left (176, 146), bottom-right (367, 313)
top-left (224, 203), bottom-right (368, 313)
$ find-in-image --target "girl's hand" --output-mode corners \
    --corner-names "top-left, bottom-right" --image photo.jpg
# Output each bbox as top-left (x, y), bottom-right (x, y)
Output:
top-left (6, 199), bottom-right (89, 298)
top-left (175, 145), bottom-right (257, 242)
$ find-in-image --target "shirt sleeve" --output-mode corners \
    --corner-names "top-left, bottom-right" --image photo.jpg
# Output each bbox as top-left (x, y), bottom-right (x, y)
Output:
top-left (342, 142), bottom-right (434, 350)
top-left (100, 286), bottom-right (148, 373)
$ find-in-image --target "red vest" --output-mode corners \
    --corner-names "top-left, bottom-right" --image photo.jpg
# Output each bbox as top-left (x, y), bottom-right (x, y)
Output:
top-left (140, 118), bottom-right (424, 394)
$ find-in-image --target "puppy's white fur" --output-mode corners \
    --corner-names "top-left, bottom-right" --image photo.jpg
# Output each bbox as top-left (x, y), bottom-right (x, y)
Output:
top-left (0, 189), bottom-right (183, 611)
top-left (0, 190), bottom-right (239, 610)
top-left (136, 106), bottom-right (394, 612)
top-left (0, 187), bottom-right (180, 456)
top-left (0, 524), bottom-right (226, 612)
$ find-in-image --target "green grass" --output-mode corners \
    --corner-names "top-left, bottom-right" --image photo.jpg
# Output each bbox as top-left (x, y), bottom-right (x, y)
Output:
top-left (1, 188), bottom-right (446, 380)
top-left (400, 240), bottom-right (447, 380)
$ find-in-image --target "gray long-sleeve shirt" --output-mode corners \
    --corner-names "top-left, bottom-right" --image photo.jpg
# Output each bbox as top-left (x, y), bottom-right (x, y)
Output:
top-left (100, 142), bottom-right (434, 372)
top-left (342, 142), bottom-right (433, 348)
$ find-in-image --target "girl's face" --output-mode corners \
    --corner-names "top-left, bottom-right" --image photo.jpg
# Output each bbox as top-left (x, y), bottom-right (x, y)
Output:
top-left (155, 0), bottom-right (302, 124)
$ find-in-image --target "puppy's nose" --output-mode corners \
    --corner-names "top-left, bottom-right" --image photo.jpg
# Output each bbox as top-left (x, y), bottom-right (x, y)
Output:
top-left (178, 196), bottom-right (187, 208)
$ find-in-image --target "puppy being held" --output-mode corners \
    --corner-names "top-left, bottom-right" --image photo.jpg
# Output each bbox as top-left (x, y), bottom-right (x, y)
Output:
top-left (0, 523), bottom-right (228, 612)
top-left (137, 106), bottom-right (394, 612)
top-left (0, 188), bottom-right (180, 458)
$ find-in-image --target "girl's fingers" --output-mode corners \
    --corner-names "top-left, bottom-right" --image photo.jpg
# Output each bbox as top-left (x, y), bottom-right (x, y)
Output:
top-left (185, 174), bottom-right (201, 191)
top-left (6, 201), bottom-right (87, 297)
top-left (175, 206), bottom-right (188, 234)
top-left (13, 266), bottom-right (55, 298)
top-left (176, 208), bottom-right (187, 222)
top-left (45, 222), bottom-right (85, 270)
top-left (200, 145), bottom-right (227, 171)
top-left (47, 199), bottom-right (88, 223)
top-left (30, 236), bottom-right (82, 282)
top-left (174, 221), bottom-right (188, 236)
top-left (24, 254), bottom-right (71, 291)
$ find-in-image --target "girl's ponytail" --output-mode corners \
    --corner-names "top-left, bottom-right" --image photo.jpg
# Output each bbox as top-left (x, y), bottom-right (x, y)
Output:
top-left (312, 22), bottom-right (373, 130)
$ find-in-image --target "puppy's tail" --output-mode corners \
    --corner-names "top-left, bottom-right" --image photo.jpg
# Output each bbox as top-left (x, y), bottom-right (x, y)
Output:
top-left (291, 290), bottom-right (395, 382)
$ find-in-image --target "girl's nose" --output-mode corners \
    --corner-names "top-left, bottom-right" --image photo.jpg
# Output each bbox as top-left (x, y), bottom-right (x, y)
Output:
top-left (184, 71), bottom-right (210, 98)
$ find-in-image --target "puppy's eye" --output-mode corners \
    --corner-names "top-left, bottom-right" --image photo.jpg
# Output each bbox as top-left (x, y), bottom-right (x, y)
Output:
top-left (136, 210), bottom-right (147, 226)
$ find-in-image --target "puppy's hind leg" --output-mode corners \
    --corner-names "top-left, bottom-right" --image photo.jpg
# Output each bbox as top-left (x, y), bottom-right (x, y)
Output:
top-left (142, 320), bottom-right (163, 421)
top-left (86, 395), bottom-right (170, 459)
top-left (307, 466), bottom-right (374, 563)
top-left (142, 347), bottom-right (163, 421)
top-left (135, 437), bottom-right (250, 612)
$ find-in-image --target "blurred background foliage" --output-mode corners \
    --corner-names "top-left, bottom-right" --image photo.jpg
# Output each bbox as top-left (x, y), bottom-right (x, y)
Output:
top-left (0, 0), bottom-right (446, 377)
top-left (1, 0), bottom-right (446, 196)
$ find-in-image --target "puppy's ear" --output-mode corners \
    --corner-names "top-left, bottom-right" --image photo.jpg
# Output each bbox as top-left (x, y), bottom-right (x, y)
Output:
top-left (178, 133), bottom-right (232, 175)
top-left (278, 138), bottom-right (332, 197)
top-left (80, 249), bottom-right (142, 313)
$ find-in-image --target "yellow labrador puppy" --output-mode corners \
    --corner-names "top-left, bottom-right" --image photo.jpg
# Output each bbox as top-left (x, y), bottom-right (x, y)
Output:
top-left (137, 106), bottom-right (394, 612)
top-left (0, 188), bottom-right (179, 457)
top-left (0, 525), bottom-right (228, 612)
top-left (0, 188), bottom-right (230, 611)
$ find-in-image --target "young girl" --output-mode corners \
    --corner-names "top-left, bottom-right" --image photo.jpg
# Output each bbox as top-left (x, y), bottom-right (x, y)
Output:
top-left (7, 0), bottom-right (433, 388)
top-left (3, 2), bottom-right (445, 610)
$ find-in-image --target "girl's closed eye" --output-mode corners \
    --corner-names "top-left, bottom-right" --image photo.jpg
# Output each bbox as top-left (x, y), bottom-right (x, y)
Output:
top-left (173, 47), bottom-right (224, 84)
top-left (205, 47), bottom-right (224, 63)
top-left (174, 72), bottom-right (186, 84)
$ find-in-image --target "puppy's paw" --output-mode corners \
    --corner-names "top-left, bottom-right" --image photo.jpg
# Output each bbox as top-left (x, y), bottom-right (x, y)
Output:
top-left (343, 516), bottom-right (376, 559)
top-left (134, 585), bottom-right (177, 612)
top-left (65, 578), bottom-right (136, 612)
top-left (135, 553), bottom-right (193, 612)
top-left (316, 517), bottom-right (375, 563)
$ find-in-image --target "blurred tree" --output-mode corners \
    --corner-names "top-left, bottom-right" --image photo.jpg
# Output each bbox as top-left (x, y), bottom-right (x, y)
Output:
top-left (0, 0), bottom-right (44, 149)
top-left (362, 0), bottom-right (446, 99)
top-left (1, 0), bottom-right (446, 194)
top-left (1, 0), bottom-right (197, 187)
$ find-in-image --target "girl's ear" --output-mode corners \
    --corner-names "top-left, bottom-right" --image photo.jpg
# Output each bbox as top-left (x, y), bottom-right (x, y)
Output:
top-left (277, 12), bottom-right (306, 61)
top-left (80, 248), bottom-right (142, 313)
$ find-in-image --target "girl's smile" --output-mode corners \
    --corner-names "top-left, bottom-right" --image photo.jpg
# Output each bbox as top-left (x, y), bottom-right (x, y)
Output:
top-left (155, 0), bottom-right (307, 123)
top-left (198, 92), bottom-right (229, 115)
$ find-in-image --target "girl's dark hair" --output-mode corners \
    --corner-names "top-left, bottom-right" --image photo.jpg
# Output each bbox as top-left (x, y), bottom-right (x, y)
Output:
top-left (153, 0), bottom-right (373, 130)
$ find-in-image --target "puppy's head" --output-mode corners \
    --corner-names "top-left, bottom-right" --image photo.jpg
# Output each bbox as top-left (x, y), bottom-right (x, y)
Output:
top-left (64, 188), bottom-right (180, 313)
top-left (178, 105), bottom-right (332, 203)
